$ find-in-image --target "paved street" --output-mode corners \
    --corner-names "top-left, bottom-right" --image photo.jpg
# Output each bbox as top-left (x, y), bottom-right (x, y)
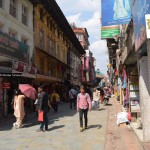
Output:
top-left (0, 103), bottom-right (108, 150)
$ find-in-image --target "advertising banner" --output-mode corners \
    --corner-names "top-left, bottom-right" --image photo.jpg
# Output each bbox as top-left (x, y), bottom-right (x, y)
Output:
top-left (101, 0), bottom-right (132, 26)
top-left (0, 31), bottom-right (29, 63)
top-left (132, 0), bottom-right (150, 51)
top-left (101, 25), bottom-right (120, 39)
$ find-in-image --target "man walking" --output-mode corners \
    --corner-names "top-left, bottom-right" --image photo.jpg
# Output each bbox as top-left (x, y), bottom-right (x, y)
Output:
top-left (36, 86), bottom-right (49, 132)
top-left (77, 86), bottom-right (92, 132)
top-left (69, 86), bottom-right (77, 109)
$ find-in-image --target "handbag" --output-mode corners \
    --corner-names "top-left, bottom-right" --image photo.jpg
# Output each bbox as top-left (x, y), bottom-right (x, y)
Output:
top-left (38, 111), bottom-right (44, 122)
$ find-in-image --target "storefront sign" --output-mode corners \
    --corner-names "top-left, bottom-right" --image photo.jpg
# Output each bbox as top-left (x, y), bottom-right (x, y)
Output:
top-left (0, 31), bottom-right (29, 63)
top-left (2, 83), bottom-right (10, 89)
top-left (145, 14), bottom-right (150, 39)
top-left (12, 61), bottom-right (37, 75)
top-left (101, 26), bottom-right (120, 39)
top-left (101, 0), bottom-right (132, 26)
top-left (132, 0), bottom-right (150, 51)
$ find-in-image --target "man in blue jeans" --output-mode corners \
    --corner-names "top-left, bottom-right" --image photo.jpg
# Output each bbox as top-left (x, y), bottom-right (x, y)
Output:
top-left (36, 86), bottom-right (49, 132)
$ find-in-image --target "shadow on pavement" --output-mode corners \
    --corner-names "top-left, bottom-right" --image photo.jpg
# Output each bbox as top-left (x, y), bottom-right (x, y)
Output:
top-left (0, 103), bottom-right (77, 131)
top-left (47, 125), bottom-right (65, 131)
top-left (105, 104), bottom-right (113, 106)
top-left (88, 124), bottom-right (102, 129)
top-left (99, 108), bottom-right (106, 111)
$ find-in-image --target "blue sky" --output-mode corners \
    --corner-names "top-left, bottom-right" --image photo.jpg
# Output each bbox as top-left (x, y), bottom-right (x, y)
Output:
top-left (56, 0), bottom-right (108, 74)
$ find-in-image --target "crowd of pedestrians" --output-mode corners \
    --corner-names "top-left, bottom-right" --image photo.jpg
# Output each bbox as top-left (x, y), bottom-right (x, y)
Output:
top-left (12, 84), bottom-right (112, 132)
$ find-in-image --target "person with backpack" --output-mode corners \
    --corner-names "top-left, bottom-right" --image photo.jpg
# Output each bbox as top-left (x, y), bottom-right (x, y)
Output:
top-left (77, 86), bottom-right (92, 132)
top-left (69, 86), bottom-right (77, 109)
top-left (50, 91), bottom-right (60, 113)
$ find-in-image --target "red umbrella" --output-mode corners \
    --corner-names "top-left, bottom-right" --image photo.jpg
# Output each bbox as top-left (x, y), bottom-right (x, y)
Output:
top-left (19, 84), bottom-right (38, 100)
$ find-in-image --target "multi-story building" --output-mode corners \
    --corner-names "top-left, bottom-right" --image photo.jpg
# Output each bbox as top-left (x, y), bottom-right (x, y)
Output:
top-left (105, 0), bottom-right (150, 142)
top-left (72, 26), bottom-right (96, 85)
top-left (0, 0), bottom-right (35, 118)
top-left (30, 0), bottom-right (84, 86)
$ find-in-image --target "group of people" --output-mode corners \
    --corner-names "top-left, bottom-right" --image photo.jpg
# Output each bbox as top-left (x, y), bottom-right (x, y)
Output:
top-left (13, 86), bottom-right (60, 131)
top-left (12, 84), bottom-right (111, 132)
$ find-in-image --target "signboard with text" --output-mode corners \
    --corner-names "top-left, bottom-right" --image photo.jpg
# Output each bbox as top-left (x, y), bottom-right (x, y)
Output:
top-left (2, 83), bottom-right (10, 89)
top-left (101, 25), bottom-right (120, 39)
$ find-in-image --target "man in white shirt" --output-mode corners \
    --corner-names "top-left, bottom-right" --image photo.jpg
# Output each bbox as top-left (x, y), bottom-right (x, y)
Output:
top-left (69, 87), bottom-right (77, 109)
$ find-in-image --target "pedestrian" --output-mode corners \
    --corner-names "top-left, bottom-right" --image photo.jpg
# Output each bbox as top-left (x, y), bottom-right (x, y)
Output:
top-left (36, 86), bottom-right (49, 132)
top-left (13, 90), bottom-right (26, 129)
top-left (69, 86), bottom-right (77, 109)
top-left (50, 91), bottom-right (60, 113)
top-left (93, 88), bottom-right (100, 110)
top-left (100, 88), bottom-right (104, 104)
top-left (77, 86), bottom-right (92, 132)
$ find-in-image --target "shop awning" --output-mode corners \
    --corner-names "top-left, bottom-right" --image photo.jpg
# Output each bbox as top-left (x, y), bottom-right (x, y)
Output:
top-left (36, 74), bottom-right (62, 82)
top-left (12, 70), bottom-right (36, 79)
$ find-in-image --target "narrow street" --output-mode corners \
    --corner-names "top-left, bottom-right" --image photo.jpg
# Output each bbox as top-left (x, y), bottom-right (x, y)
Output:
top-left (0, 102), bottom-right (108, 150)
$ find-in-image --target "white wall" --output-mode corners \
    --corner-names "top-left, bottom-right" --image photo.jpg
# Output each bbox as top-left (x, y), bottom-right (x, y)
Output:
top-left (139, 56), bottom-right (150, 142)
top-left (0, 0), bottom-right (34, 64)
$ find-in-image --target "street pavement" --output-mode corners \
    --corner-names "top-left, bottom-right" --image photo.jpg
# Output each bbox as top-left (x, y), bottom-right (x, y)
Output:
top-left (0, 102), bottom-right (108, 150)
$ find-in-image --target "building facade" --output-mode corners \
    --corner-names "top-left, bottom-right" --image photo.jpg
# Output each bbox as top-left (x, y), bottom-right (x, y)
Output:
top-left (30, 0), bottom-right (84, 87)
top-left (105, 0), bottom-right (150, 142)
top-left (0, 0), bottom-right (35, 118)
top-left (72, 26), bottom-right (96, 85)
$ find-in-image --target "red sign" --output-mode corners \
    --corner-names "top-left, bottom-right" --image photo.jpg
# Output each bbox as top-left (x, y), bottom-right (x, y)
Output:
top-left (2, 83), bottom-right (10, 89)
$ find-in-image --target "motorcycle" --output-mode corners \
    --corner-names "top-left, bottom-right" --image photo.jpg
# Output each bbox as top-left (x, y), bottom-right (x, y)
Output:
top-left (103, 87), bottom-right (111, 105)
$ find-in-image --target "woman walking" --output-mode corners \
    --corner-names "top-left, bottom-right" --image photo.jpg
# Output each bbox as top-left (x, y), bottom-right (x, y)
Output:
top-left (77, 86), bottom-right (92, 132)
top-left (13, 90), bottom-right (26, 129)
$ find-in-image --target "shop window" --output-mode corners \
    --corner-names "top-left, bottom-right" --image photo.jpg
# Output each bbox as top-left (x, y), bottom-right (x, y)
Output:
top-left (0, 0), bottom-right (3, 8)
top-left (10, 0), bottom-right (17, 18)
top-left (39, 29), bottom-right (44, 49)
top-left (22, 4), bottom-right (28, 26)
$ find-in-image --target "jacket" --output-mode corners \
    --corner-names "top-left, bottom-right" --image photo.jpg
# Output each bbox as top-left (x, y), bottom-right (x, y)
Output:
top-left (37, 91), bottom-right (49, 111)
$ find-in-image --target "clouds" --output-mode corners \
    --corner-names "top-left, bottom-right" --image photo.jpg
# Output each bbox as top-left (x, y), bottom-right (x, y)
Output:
top-left (56, 0), bottom-right (108, 74)
top-left (56, 0), bottom-right (100, 14)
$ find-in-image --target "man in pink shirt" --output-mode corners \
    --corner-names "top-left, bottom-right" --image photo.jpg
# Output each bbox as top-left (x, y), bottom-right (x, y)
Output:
top-left (77, 86), bottom-right (92, 132)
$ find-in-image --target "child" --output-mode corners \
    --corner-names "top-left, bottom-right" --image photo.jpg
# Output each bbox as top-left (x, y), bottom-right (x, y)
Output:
top-left (77, 86), bottom-right (92, 132)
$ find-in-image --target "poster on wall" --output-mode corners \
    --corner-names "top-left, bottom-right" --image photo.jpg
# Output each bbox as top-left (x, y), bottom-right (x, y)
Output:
top-left (132, 0), bottom-right (150, 51)
top-left (101, 25), bottom-right (120, 39)
top-left (101, 0), bottom-right (132, 26)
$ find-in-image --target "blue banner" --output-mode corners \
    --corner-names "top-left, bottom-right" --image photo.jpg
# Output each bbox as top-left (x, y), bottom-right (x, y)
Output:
top-left (101, 0), bottom-right (132, 26)
top-left (132, 0), bottom-right (150, 51)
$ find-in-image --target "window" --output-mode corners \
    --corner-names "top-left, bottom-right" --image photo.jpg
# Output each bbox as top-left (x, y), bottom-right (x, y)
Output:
top-left (76, 34), bottom-right (82, 41)
top-left (10, 0), bottom-right (16, 18)
top-left (40, 8), bottom-right (43, 21)
top-left (22, 5), bottom-right (28, 26)
top-left (0, 0), bottom-right (3, 8)
top-left (47, 36), bottom-right (51, 54)
top-left (39, 29), bottom-right (44, 49)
